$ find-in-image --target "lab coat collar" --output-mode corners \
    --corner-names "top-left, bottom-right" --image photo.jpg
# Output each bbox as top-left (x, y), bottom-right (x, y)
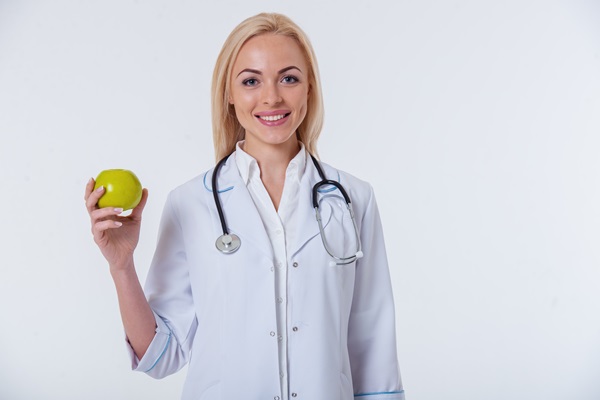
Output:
top-left (234, 140), bottom-right (307, 187)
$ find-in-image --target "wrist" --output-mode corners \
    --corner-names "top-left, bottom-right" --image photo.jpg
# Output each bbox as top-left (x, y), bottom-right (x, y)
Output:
top-left (110, 265), bottom-right (142, 294)
top-left (109, 257), bottom-right (135, 276)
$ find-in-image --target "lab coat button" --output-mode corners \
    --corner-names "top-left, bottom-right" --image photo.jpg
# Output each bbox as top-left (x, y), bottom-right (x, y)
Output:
top-left (292, 326), bottom-right (298, 332)
top-left (270, 331), bottom-right (276, 337)
top-left (275, 229), bottom-right (282, 235)
top-left (292, 393), bottom-right (298, 397)
top-left (274, 397), bottom-right (280, 400)
top-left (277, 297), bottom-right (283, 303)
top-left (292, 262), bottom-right (298, 268)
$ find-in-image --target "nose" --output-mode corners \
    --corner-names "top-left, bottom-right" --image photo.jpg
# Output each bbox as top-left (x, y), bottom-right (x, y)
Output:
top-left (262, 81), bottom-right (282, 105)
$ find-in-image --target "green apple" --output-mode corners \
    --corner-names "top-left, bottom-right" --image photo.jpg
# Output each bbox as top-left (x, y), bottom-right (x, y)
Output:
top-left (94, 169), bottom-right (142, 210)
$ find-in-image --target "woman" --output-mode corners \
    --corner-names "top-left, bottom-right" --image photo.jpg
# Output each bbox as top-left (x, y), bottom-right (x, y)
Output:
top-left (85, 12), bottom-right (405, 400)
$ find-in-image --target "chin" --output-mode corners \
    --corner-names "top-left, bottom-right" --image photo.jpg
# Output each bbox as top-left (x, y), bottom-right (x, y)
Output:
top-left (251, 128), bottom-right (298, 146)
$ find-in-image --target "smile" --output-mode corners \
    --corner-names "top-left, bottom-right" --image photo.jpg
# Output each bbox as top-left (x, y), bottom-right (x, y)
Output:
top-left (255, 112), bottom-right (291, 126)
top-left (257, 113), bottom-right (290, 121)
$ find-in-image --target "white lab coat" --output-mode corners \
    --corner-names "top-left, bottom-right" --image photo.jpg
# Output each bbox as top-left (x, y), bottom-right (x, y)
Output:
top-left (129, 153), bottom-right (405, 400)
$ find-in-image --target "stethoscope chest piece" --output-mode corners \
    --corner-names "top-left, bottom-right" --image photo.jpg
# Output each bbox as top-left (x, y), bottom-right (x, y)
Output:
top-left (216, 234), bottom-right (241, 254)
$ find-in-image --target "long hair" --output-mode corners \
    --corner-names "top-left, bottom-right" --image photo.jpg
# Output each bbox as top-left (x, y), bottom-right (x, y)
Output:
top-left (211, 13), bottom-right (324, 161)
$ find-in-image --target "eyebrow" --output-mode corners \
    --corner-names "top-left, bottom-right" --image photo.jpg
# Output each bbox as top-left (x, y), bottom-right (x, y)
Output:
top-left (236, 65), bottom-right (303, 78)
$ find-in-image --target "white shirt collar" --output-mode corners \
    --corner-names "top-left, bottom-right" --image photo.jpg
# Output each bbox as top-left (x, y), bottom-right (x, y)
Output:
top-left (235, 141), bottom-right (307, 186)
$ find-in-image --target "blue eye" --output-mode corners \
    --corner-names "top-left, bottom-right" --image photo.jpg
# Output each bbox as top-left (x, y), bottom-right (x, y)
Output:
top-left (242, 78), bottom-right (259, 86)
top-left (282, 75), bottom-right (299, 84)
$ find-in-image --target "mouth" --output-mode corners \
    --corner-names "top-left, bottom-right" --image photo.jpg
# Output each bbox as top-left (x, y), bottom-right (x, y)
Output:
top-left (255, 112), bottom-right (292, 126)
top-left (256, 112), bottom-right (291, 121)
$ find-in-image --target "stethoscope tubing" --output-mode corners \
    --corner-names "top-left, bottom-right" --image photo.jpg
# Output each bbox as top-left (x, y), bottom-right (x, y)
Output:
top-left (212, 152), bottom-right (362, 264)
top-left (213, 155), bottom-right (231, 235)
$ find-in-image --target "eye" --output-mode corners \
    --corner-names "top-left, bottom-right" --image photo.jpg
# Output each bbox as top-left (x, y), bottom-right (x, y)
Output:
top-left (281, 75), bottom-right (299, 84)
top-left (242, 78), bottom-right (259, 86)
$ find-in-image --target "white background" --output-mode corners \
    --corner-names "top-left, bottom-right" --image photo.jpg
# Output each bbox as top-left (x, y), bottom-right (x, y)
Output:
top-left (1, 1), bottom-right (599, 399)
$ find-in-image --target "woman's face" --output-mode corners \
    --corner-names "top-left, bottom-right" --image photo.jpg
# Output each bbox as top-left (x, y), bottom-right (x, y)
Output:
top-left (229, 34), bottom-right (310, 151)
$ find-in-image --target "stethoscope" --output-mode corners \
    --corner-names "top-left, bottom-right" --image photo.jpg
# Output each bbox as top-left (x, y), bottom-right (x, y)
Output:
top-left (212, 153), bottom-right (363, 266)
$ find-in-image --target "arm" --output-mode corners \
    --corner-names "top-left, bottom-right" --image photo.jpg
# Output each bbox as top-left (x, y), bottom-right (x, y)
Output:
top-left (348, 185), bottom-right (405, 399)
top-left (129, 189), bottom-right (198, 377)
top-left (111, 261), bottom-right (156, 359)
top-left (85, 179), bottom-right (155, 359)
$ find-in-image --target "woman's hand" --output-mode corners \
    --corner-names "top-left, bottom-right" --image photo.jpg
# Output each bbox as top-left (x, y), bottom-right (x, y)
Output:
top-left (84, 178), bottom-right (149, 272)
top-left (85, 178), bottom-right (157, 358)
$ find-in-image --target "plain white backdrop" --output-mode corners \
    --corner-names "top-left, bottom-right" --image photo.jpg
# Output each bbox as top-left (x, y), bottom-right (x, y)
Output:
top-left (1, 1), bottom-right (599, 399)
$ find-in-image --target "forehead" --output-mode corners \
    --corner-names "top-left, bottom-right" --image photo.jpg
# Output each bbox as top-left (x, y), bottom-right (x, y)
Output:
top-left (232, 34), bottom-right (308, 73)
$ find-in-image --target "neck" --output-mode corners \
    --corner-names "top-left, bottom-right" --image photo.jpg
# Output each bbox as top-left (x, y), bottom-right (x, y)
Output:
top-left (242, 136), bottom-right (301, 211)
top-left (243, 137), bottom-right (300, 177)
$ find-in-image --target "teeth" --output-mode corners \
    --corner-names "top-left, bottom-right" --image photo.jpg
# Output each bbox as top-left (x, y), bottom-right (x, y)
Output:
top-left (259, 114), bottom-right (286, 121)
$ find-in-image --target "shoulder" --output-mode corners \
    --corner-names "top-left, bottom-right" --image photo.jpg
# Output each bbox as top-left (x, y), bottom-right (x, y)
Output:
top-left (319, 161), bottom-right (373, 194)
top-left (164, 168), bottom-right (216, 209)
top-left (317, 161), bottom-right (376, 212)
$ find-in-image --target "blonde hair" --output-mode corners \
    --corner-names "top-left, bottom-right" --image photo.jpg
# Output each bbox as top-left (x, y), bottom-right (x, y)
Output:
top-left (211, 13), bottom-right (324, 161)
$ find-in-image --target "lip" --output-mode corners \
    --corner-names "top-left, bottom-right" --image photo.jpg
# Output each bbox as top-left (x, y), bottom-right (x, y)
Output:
top-left (254, 109), bottom-right (291, 117)
top-left (255, 110), bottom-right (291, 127)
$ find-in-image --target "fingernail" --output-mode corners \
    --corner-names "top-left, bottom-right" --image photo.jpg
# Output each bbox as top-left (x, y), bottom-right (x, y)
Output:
top-left (114, 208), bottom-right (123, 214)
top-left (114, 221), bottom-right (122, 227)
top-left (88, 177), bottom-right (93, 184)
top-left (96, 186), bottom-right (104, 192)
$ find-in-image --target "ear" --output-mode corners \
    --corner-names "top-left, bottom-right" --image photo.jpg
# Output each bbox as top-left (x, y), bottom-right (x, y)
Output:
top-left (228, 93), bottom-right (234, 105)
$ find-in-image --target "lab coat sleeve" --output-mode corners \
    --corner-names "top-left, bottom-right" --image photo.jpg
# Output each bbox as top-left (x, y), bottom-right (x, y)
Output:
top-left (127, 190), bottom-right (198, 379)
top-left (348, 185), bottom-right (405, 399)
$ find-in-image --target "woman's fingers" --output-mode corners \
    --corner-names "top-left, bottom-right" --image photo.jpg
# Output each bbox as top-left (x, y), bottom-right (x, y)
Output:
top-left (92, 219), bottom-right (124, 246)
top-left (90, 207), bottom-right (124, 238)
top-left (84, 177), bottom-right (95, 201)
top-left (86, 184), bottom-right (105, 213)
top-left (90, 206), bottom-right (124, 225)
top-left (94, 219), bottom-right (123, 232)
top-left (93, 219), bottom-right (123, 233)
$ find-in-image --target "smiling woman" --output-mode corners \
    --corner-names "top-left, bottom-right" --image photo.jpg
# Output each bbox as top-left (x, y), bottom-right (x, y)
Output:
top-left (228, 34), bottom-right (310, 171)
top-left (226, 33), bottom-right (312, 208)
top-left (212, 13), bottom-right (324, 162)
top-left (84, 12), bottom-right (404, 400)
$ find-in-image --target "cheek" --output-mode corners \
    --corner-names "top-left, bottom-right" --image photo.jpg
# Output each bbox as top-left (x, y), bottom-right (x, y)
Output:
top-left (231, 95), bottom-right (255, 117)
top-left (232, 105), bottom-right (252, 129)
top-left (230, 88), bottom-right (255, 109)
top-left (298, 91), bottom-right (309, 117)
top-left (291, 87), bottom-right (309, 111)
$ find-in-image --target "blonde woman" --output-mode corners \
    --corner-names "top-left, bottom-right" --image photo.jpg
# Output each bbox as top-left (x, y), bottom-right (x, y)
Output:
top-left (85, 12), bottom-right (405, 400)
